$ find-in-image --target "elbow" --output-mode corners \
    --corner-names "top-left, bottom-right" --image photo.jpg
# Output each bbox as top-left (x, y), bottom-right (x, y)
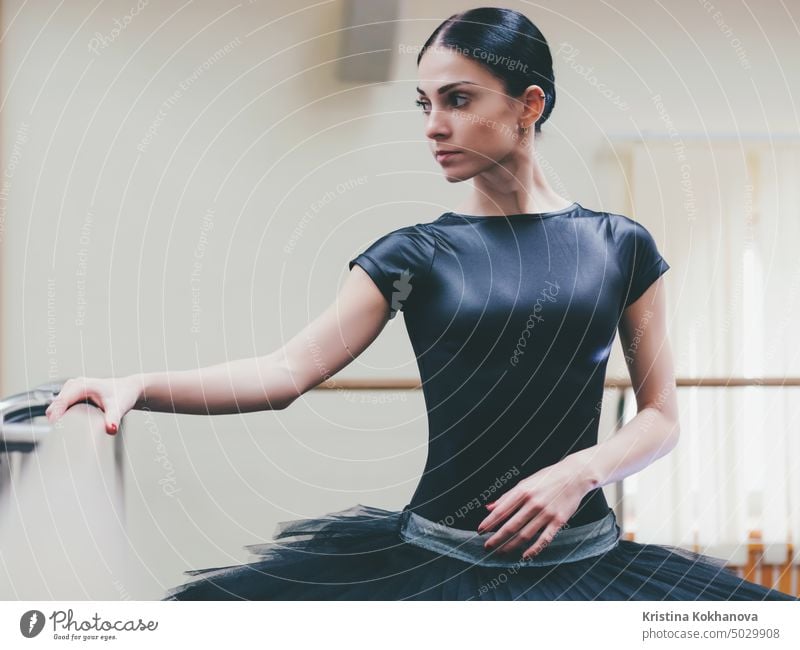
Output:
top-left (268, 396), bottom-right (292, 411)
top-left (260, 350), bottom-right (303, 411)
top-left (644, 404), bottom-right (680, 454)
top-left (264, 387), bottom-right (298, 411)
top-left (278, 390), bottom-right (302, 410)
top-left (642, 401), bottom-right (680, 453)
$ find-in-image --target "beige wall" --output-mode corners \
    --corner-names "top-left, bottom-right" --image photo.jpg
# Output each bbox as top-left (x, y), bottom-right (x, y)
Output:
top-left (1, 0), bottom-right (798, 598)
top-left (3, 0), bottom-right (798, 396)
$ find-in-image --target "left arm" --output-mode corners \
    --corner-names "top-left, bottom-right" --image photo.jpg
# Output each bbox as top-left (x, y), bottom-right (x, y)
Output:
top-left (478, 276), bottom-right (678, 557)
top-left (562, 274), bottom-right (679, 490)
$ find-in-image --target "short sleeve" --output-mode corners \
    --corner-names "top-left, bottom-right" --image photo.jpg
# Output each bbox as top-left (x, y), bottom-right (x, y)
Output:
top-left (348, 224), bottom-right (437, 319)
top-left (613, 215), bottom-right (670, 309)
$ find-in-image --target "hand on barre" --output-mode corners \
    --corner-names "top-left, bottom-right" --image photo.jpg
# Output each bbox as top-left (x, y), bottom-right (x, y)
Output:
top-left (44, 375), bottom-right (142, 435)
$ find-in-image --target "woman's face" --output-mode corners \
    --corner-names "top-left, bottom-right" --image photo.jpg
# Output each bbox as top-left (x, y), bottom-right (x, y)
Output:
top-left (416, 45), bottom-right (538, 182)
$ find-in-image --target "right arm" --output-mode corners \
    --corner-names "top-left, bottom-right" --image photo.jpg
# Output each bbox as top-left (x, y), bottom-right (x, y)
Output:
top-left (135, 264), bottom-right (393, 413)
top-left (46, 264), bottom-right (393, 431)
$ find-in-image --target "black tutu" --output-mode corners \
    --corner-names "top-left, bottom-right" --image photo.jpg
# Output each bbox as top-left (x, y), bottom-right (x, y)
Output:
top-left (161, 503), bottom-right (798, 601)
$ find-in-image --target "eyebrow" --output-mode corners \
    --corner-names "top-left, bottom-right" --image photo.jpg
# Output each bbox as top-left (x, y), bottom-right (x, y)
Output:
top-left (416, 81), bottom-right (479, 96)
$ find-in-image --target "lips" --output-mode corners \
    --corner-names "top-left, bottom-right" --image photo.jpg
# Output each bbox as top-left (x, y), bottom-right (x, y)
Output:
top-left (435, 150), bottom-right (461, 163)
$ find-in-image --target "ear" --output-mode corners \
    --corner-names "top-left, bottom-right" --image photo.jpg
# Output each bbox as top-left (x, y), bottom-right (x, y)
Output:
top-left (518, 84), bottom-right (546, 127)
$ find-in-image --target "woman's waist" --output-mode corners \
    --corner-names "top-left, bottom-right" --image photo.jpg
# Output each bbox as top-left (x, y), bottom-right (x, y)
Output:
top-left (399, 501), bottom-right (621, 567)
top-left (407, 475), bottom-right (610, 531)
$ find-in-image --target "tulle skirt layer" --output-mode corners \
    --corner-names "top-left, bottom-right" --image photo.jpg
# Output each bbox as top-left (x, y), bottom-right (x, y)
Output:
top-left (162, 503), bottom-right (798, 601)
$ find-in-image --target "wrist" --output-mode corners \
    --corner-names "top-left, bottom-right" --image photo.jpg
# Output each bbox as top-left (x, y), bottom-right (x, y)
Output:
top-left (130, 372), bottom-right (151, 409)
top-left (563, 453), bottom-right (602, 494)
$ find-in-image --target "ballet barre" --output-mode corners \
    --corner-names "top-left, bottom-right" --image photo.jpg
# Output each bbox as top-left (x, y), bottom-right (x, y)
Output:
top-left (0, 385), bottom-right (127, 599)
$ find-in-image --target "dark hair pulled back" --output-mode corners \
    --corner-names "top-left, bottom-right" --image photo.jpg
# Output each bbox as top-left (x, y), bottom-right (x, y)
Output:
top-left (417, 7), bottom-right (556, 134)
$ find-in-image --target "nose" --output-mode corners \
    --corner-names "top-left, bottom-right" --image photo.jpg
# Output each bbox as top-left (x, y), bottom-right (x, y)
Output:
top-left (424, 107), bottom-right (452, 141)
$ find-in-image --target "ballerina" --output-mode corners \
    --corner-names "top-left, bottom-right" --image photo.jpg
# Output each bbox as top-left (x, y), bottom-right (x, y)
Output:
top-left (46, 6), bottom-right (797, 601)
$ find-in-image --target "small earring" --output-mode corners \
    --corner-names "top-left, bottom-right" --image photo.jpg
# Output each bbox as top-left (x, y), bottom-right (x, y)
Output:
top-left (519, 124), bottom-right (529, 136)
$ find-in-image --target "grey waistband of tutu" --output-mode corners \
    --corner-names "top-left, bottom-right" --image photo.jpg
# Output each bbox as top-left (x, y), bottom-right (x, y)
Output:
top-left (398, 507), bottom-right (622, 567)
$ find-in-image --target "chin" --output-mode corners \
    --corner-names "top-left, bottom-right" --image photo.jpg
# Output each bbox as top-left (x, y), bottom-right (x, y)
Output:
top-left (442, 173), bottom-right (468, 183)
top-left (440, 164), bottom-right (478, 183)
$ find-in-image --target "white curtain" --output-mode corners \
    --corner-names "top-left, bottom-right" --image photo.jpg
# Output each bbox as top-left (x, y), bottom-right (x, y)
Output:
top-left (603, 139), bottom-right (800, 565)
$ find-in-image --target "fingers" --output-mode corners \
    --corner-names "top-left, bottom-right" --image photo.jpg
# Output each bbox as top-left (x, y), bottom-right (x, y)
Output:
top-left (45, 379), bottom-right (83, 423)
top-left (104, 410), bottom-right (120, 435)
top-left (485, 518), bottom-right (540, 554)
top-left (481, 500), bottom-right (533, 552)
top-left (45, 377), bottom-right (118, 435)
top-left (495, 511), bottom-right (550, 556)
top-left (101, 387), bottom-right (122, 435)
top-left (521, 519), bottom-right (566, 560)
top-left (477, 491), bottom-right (524, 534)
top-left (45, 399), bottom-right (66, 421)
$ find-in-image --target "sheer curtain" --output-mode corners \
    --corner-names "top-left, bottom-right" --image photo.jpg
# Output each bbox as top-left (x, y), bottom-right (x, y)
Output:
top-left (603, 138), bottom-right (800, 565)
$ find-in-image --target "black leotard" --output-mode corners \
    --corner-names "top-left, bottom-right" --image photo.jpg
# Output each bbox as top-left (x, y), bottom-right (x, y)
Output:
top-left (348, 202), bottom-right (669, 531)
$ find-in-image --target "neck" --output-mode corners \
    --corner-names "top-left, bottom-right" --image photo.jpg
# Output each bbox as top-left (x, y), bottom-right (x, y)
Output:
top-left (457, 145), bottom-right (571, 216)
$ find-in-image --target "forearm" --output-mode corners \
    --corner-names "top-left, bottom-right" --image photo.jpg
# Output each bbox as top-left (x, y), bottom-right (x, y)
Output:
top-left (564, 406), bottom-right (680, 492)
top-left (132, 351), bottom-right (300, 414)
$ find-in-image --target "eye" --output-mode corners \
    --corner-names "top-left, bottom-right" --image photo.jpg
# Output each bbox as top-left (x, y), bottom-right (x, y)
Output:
top-left (415, 94), bottom-right (469, 114)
